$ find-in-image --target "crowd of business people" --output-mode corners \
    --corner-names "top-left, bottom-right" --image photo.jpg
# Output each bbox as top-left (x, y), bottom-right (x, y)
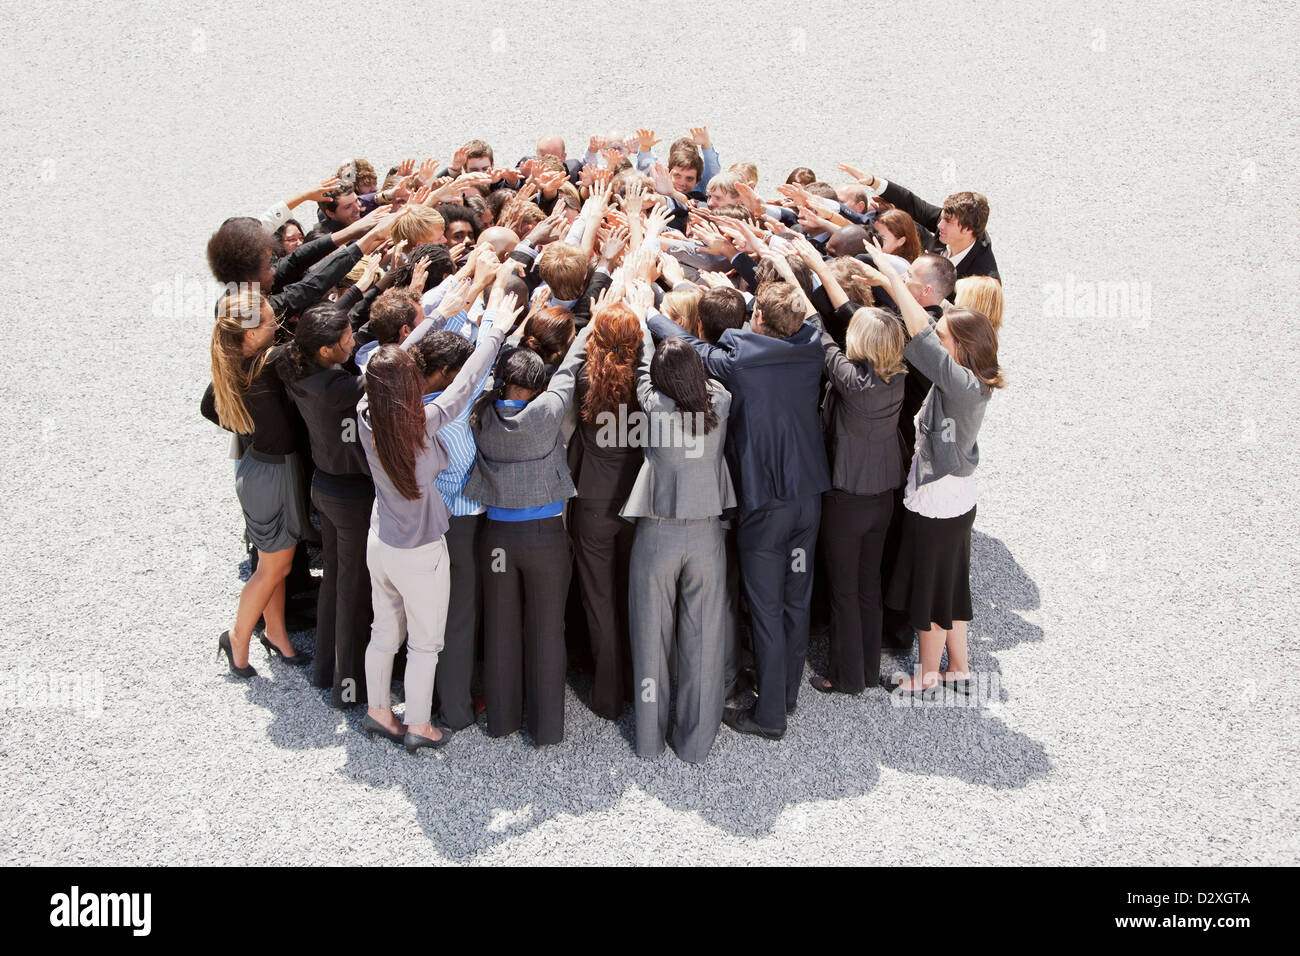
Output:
top-left (201, 128), bottom-right (1005, 762)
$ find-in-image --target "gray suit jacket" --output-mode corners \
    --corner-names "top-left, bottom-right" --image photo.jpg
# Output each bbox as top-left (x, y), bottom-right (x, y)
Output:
top-left (903, 323), bottom-right (991, 486)
top-left (465, 327), bottom-right (590, 509)
top-left (621, 328), bottom-right (737, 520)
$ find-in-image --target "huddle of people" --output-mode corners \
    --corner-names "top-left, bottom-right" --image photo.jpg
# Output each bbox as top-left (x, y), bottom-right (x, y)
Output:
top-left (201, 127), bottom-right (1006, 763)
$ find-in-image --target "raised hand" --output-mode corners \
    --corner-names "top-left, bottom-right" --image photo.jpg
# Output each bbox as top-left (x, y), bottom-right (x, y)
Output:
top-left (450, 146), bottom-right (469, 175)
top-left (649, 161), bottom-right (676, 197)
top-left (307, 176), bottom-right (344, 203)
top-left (490, 291), bottom-right (523, 331)
top-left (587, 133), bottom-right (606, 154)
top-left (689, 125), bottom-right (712, 151)
top-left (592, 167), bottom-right (614, 192)
top-left (408, 256), bottom-right (430, 292)
top-left (416, 157), bottom-right (438, 185)
top-left (600, 148), bottom-right (624, 170)
top-left (412, 183), bottom-right (433, 206)
top-left (644, 201), bottom-right (670, 239)
top-left (698, 270), bottom-right (735, 289)
top-left (601, 225), bottom-right (630, 263)
top-left (658, 251), bottom-right (685, 286)
top-left (439, 276), bottom-right (475, 317)
top-left (578, 163), bottom-right (598, 188)
top-left (636, 128), bottom-right (662, 153)
top-left (733, 180), bottom-right (766, 219)
top-left (357, 253), bottom-right (382, 290)
top-left (836, 162), bottom-right (873, 185)
top-left (472, 246), bottom-right (500, 288)
top-left (867, 237), bottom-right (902, 281)
top-left (625, 279), bottom-right (654, 322)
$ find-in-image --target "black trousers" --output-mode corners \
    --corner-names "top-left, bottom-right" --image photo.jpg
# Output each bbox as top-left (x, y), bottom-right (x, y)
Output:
top-left (880, 484), bottom-right (912, 640)
top-left (434, 513), bottom-right (483, 730)
top-left (820, 488), bottom-right (894, 692)
top-left (311, 484), bottom-right (374, 707)
top-left (736, 494), bottom-right (822, 732)
top-left (570, 497), bottom-right (634, 719)
top-left (481, 516), bottom-right (571, 746)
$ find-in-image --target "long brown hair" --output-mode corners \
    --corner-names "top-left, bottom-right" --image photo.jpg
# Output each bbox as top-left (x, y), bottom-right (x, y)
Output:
top-left (877, 209), bottom-right (923, 262)
top-left (581, 302), bottom-right (641, 423)
top-left (209, 290), bottom-right (272, 435)
top-left (363, 346), bottom-right (427, 500)
top-left (519, 306), bottom-right (575, 365)
top-left (944, 307), bottom-right (1005, 393)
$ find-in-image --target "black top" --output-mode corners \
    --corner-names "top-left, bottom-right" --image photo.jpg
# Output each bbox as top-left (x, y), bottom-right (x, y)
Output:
top-left (285, 361), bottom-right (370, 479)
top-left (568, 373), bottom-right (643, 502)
top-left (200, 347), bottom-right (301, 456)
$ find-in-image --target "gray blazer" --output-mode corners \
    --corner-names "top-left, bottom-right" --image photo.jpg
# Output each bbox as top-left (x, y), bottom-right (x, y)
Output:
top-left (903, 323), bottom-right (991, 486)
top-left (813, 316), bottom-right (907, 496)
top-left (465, 327), bottom-right (590, 510)
top-left (621, 328), bottom-right (737, 520)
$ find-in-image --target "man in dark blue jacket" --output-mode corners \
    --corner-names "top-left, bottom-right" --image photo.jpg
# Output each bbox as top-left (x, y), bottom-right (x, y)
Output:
top-left (648, 282), bottom-right (830, 738)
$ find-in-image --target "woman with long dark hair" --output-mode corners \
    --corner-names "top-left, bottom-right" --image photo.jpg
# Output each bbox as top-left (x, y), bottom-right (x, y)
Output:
top-left (568, 300), bottom-right (646, 719)
top-left (356, 283), bottom-right (520, 751)
top-left (861, 244), bottom-right (1005, 697)
top-left (202, 290), bottom-right (311, 676)
top-left (464, 320), bottom-right (592, 746)
top-left (279, 303), bottom-right (373, 706)
top-left (622, 282), bottom-right (736, 762)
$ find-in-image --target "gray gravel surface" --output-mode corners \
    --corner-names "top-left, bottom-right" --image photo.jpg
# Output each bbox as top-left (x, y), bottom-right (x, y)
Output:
top-left (1, 0), bottom-right (1297, 865)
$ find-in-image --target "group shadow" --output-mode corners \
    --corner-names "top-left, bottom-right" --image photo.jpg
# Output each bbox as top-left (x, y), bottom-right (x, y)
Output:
top-left (230, 528), bottom-right (1048, 861)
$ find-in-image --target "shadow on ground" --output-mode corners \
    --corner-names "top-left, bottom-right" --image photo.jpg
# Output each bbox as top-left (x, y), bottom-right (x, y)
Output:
top-left (231, 529), bottom-right (1047, 860)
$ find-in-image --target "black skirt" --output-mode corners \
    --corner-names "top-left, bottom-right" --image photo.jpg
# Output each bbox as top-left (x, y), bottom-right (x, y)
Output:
top-left (886, 505), bottom-right (976, 631)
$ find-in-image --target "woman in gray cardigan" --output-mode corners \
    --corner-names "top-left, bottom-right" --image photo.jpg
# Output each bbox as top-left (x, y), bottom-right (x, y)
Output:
top-left (465, 325), bottom-right (591, 746)
top-left (859, 245), bottom-right (1005, 698)
top-left (622, 283), bottom-right (737, 763)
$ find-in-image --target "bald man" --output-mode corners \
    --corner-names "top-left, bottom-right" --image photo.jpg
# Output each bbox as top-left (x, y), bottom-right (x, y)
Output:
top-left (517, 134), bottom-right (583, 185)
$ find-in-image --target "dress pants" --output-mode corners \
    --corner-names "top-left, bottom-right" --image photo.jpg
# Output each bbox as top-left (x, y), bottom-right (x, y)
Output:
top-left (570, 497), bottom-right (634, 719)
top-left (880, 484), bottom-right (912, 640)
top-left (434, 513), bottom-right (483, 730)
top-left (481, 516), bottom-right (571, 746)
top-left (629, 517), bottom-right (728, 763)
top-left (736, 494), bottom-right (822, 732)
top-left (820, 488), bottom-right (894, 692)
top-left (364, 532), bottom-right (450, 727)
top-left (311, 483), bottom-right (374, 707)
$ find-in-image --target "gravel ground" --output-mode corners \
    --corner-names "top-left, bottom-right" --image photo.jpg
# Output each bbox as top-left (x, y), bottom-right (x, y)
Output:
top-left (1, 0), bottom-right (1296, 865)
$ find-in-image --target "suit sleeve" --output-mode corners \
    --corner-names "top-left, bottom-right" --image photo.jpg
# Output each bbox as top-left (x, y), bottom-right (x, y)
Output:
top-left (271, 242), bottom-right (363, 318)
top-left (273, 234), bottom-right (337, 290)
top-left (646, 310), bottom-right (734, 383)
top-left (879, 179), bottom-right (943, 235)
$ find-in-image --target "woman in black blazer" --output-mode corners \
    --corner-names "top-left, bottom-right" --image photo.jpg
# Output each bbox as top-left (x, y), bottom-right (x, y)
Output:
top-left (789, 241), bottom-right (908, 694)
top-left (279, 303), bottom-right (374, 707)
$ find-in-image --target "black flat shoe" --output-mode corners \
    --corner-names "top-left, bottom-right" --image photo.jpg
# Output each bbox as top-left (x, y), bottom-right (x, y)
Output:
top-left (404, 727), bottom-right (453, 753)
top-left (722, 707), bottom-right (784, 741)
top-left (361, 714), bottom-right (405, 745)
top-left (216, 631), bottom-right (257, 679)
top-left (884, 678), bottom-right (938, 700)
top-left (259, 634), bottom-right (311, 666)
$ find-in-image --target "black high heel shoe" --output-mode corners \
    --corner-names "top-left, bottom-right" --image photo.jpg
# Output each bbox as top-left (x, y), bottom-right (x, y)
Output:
top-left (258, 633), bottom-right (310, 667)
top-left (361, 714), bottom-right (405, 745)
top-left (404, 727), bottom-right (453, 753)
top-left (216, 631), bottom-right (257, 679)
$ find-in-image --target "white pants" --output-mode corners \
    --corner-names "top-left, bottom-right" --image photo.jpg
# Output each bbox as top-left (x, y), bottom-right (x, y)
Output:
top-left (364, 531), bottom-right (450, 727)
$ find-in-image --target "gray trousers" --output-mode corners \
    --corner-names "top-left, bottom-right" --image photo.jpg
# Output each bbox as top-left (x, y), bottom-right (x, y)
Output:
top-left (629, 517), bottom-right (728, 763)
top-left (364, 531), bottom-right (450, 727)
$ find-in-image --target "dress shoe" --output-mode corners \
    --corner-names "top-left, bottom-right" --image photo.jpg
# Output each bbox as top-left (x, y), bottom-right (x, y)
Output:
top-left (361, 714), bottom-right (404, 745)
top-left (723, 706), bottom-right (784, 740)
top-left (216, 631), bottom-right (257, 679)
top-left (404, 727), bottom-right (453, 753)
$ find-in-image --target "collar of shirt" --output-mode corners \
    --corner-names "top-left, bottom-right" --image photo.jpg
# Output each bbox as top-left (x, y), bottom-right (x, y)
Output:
top-left (549, 295), bottom-right (579, 310)
top-left (495, 399), bottom-right (528, 408)
top-left (946, 240), bottom-right (974, 268)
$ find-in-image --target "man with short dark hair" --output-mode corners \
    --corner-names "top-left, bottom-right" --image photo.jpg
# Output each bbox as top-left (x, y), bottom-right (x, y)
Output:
top-left (308, 184), bottom-right (362, 240)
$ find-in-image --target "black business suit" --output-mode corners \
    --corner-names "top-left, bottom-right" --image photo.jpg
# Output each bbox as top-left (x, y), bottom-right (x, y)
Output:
top-left (879, 179), bottom-right (1001, 282)
top-left (647, 311), bottom-right (830, 733)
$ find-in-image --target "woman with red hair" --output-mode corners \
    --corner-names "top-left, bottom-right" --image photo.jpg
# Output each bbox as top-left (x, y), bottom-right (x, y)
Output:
top-left (568, 301), bottom-right (649, 720)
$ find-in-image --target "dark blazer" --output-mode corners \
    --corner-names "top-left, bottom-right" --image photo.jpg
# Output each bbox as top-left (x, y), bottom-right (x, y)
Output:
top-left (880, 178), bottom-right (1000, 282)
top-left (285, 363), bottom-right (369, 478)
top-left (809, 316), bottom-right (906, 497)
top-left (646, 312), bottom-right (830, 512)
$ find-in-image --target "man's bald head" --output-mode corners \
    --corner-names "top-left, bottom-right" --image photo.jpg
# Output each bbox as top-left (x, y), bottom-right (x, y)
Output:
top-left (478, 226), bottom-right (519, 259)
top-left (826, 224), bottom-right (870, 259)
top-left (906, 253), bottom-right (957, 307)
top-left (537, 135), bottom-right (566, 161)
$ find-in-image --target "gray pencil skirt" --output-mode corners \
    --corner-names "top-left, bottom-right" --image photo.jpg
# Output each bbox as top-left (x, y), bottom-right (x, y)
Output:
top-left (234, 448), bottom-right (308, 554)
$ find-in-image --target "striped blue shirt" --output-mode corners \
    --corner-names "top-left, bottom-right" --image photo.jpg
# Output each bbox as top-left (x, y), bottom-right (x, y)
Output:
top-left (421, 309), bottom-right (486, 517)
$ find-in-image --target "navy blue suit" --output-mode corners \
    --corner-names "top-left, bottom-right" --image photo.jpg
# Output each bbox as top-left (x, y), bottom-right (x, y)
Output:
top-left (647, 312), bottom-right (830, 731)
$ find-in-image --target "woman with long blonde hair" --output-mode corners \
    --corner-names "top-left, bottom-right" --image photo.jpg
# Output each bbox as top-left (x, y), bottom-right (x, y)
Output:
top-left (201, 290), bottom-right (311, 677)
top-left (789, 241), bottom-right (910, 694)
top-left (954, 274), bottom-right (1004, 331)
